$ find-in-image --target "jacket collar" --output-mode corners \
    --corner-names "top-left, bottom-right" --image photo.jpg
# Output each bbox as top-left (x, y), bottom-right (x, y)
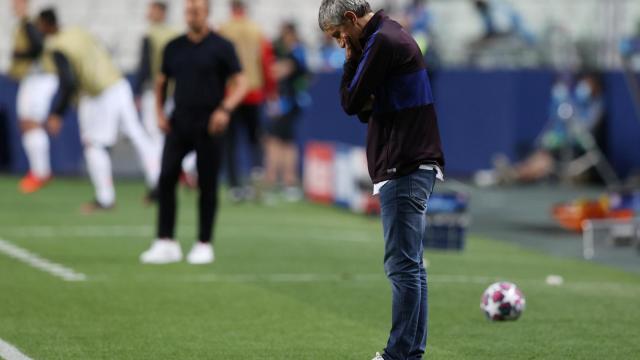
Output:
top-left (359, 10), bottom-right (385, 46)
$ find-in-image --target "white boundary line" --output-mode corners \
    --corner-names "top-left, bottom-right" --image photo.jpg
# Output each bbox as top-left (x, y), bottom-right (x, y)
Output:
top-left (182, 273), bottom-right (508, 284)
top-left (0, 337), bottom-right (33, 360)
top-left (174, 273), bottom-right (640, 292)
top-left (0, 239), bottom-right (86, 282)
top-left (0, 226), bottom-right (373, 243)
top-left (0, 226), bottom-right (153, 238)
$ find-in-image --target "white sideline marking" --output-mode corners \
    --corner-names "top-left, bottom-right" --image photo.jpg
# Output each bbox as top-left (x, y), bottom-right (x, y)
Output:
top-left (184, 273), bottom-right (503, 284)
top-left (2, 225), bottom-right (152, 238)
top-left (181, 273), bottom-right (640, 290)
top-left (0, 226), bottom-right (373, 243)
top-left (0, 337), bottom-right (33, 360)
top-left (187, 273), bottom-right (380, 283)
top-left (0, 239), bottom-right (86, 282)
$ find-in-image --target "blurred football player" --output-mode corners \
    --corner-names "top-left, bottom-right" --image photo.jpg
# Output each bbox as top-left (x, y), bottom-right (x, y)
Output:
top-left (37, 8), bottom-right (161, 213)
top-left (132, 1), bottom-right (197, 196)
top-left (133, 1), bottom-right (180, 153)
top-left (11, 0), bottom-right (58, 194)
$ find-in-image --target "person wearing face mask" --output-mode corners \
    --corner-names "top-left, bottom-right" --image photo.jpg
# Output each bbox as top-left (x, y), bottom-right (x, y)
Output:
top-left (475, 73), bottom-right (607, 186)
top-left (319, 1), bottom-right (445, 359)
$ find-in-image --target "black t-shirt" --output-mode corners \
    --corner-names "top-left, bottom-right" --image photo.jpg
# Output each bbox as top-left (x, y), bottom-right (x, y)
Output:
top-left (162, 32), bottom-right (241, 117)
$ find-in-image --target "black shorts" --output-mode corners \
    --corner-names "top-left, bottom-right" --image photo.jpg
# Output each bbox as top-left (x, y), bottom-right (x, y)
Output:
top-left (267, 110), bottom-right (300, 142)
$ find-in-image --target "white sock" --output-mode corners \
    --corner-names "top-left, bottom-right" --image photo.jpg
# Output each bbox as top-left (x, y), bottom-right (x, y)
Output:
top-left (139, 142), bottom-right (161, 189)
top-left (182, 152), bottom-right (197, 177)
top-left (84, 145), bottom-right (115, 207)
top-left (118, 91), bottom-right (161, 189)
top-left (128, 130), bottom-right (160, 189)
top-left (22, 128), bottom-right (51, 179)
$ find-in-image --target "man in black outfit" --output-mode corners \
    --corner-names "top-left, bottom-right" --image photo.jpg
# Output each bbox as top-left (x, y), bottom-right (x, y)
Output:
top-left (140, 0), bottom-right (248, 265)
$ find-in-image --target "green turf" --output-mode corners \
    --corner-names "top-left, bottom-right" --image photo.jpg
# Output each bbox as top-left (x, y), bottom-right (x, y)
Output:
top-left (0, 177), bottom-right (639, 359)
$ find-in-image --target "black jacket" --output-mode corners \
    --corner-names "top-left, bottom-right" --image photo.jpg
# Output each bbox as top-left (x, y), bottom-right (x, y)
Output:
top-left (341, 11), bottom-right (445, 183)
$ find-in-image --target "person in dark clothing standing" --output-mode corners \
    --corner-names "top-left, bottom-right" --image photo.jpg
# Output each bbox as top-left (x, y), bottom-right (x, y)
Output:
top-left (263, 22), bottom-right (310, 202)
top-left (140, 0), bottom-right (248, 265)
top-left (319, 1), bottom-right (444, 359)
top-left (219, 0), bottom-right (277, 203)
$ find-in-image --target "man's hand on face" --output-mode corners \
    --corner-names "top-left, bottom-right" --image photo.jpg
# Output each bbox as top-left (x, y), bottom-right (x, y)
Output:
top-left (341, 34), bottom-right (362, 61)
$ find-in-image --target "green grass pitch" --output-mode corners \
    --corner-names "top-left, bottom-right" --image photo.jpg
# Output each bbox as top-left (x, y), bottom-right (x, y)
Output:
top-left (0, 177), bottom-right (639, 359)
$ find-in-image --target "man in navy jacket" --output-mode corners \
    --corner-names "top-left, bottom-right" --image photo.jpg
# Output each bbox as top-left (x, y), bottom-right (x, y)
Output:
top-left (319, 1), bottom-right (445, 359)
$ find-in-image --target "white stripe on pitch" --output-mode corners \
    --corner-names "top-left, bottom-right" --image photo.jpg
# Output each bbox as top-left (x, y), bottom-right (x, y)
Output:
top-left (0, 226), bottom-right (373, 243)
top-left (184, 273), bottom-right (503, 284)
top-left (0, 239), bottom-right (86, 282)
top-left (0, 337), bottom-right (34, 360)
top-left (2, 225), bottom-right (153, 238)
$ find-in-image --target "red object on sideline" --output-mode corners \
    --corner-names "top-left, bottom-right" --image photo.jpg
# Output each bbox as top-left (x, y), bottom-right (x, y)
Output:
top-left (303, 142), bottom-right (336, 204)
top-left (242, 39), bottom-right (277, 105)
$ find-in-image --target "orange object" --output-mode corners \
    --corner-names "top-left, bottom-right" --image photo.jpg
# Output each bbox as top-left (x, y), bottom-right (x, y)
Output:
top-left (18, 172), bottom-right (51, 194)
top-left (552, 200), bottom-right (607, 233)
top-left (607, 209), bottom-right (635, 220)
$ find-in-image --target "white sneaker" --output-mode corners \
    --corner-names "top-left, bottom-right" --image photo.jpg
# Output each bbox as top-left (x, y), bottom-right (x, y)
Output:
top-left (371, 352), bottom-right (384, 360)
top-left (283, 186), bottom-right (303, 202)
top-left (187, 242), bottom-right (215, 265)
top-left (140, 239), bottom-right (183, 264)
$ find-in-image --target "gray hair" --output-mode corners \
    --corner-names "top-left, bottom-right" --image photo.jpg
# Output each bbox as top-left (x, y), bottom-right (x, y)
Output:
top-left (318, 0), bottom-right (372, 31)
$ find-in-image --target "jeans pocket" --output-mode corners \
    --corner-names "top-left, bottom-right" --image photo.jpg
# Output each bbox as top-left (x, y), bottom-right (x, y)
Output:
top-left (410, 170), bottom-right (436, 210)
top-left (379, 179), bottom-right (396, 210)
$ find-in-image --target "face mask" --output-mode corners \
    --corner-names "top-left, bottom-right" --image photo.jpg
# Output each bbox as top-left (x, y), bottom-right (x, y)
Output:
top-left (552, 83), bottom-right (569, 101)
top-left (575, 80), bottom-right (593, 101)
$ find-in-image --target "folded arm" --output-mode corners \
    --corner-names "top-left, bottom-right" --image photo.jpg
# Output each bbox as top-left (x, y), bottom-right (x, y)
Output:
top-left (340, 34), bottom-right (390, 116)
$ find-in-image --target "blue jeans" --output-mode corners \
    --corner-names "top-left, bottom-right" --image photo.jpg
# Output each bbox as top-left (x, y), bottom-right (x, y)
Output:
top-left (380, 169), bottom-right (436, 360)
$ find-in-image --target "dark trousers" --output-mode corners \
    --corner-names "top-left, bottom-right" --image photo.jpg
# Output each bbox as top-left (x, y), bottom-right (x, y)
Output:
top-left (157, 118), bottom-right (222, 243)
top-left (380, 169), bottom-right (436, 360)
top-left (0, 109), bottom-right (10, 171)
top-left (224, 104), bottom-right (262, 188)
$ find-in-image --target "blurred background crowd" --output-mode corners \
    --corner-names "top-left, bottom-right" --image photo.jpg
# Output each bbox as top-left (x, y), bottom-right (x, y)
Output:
top-left (1, 0), bottom-right (640, 194)
top-left (3, 0), bottom-right (640, 72)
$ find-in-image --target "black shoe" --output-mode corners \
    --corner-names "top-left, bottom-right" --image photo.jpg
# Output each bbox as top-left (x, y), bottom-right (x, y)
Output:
top-left (81, 200), bottom-right (114, 214)
top-left (144, 188), bottom-right (159, 204)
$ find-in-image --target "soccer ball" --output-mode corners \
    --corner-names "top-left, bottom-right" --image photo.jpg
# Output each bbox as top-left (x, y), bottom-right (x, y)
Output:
top-left (480, 282), bottom-right (526, 321)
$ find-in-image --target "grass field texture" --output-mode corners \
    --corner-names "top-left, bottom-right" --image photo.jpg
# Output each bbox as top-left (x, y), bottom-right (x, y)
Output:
top-left (0, 177), bottom-right (639, 359)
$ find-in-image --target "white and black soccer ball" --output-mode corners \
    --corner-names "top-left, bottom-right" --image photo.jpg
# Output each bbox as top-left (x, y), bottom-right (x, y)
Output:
top-left (480, 282), bottom-right (526, 321)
